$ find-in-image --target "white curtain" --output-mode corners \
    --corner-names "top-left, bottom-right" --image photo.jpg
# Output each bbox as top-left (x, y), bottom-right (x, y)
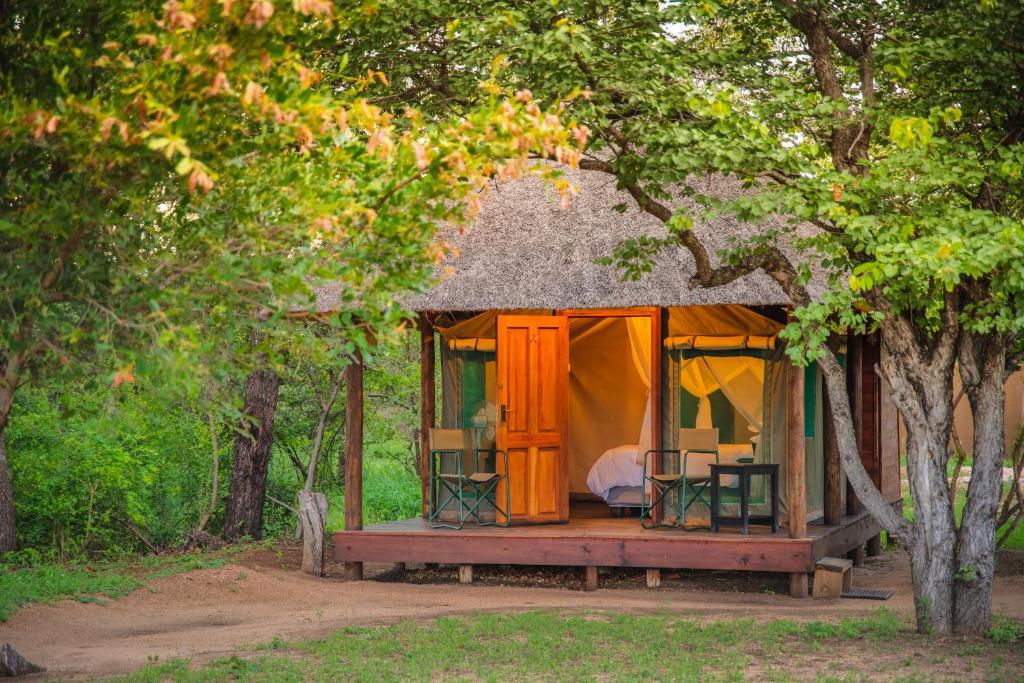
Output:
top-left (679, 356), bottom-right (765, 437)
top-left (679, 358), bottom-right (718, 429)
top-left (625, 317), bottom-right (652, 448)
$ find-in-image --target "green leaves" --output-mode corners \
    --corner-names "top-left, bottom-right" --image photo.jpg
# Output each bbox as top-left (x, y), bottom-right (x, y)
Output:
top-left (889, 117), bottom-right (933, 149)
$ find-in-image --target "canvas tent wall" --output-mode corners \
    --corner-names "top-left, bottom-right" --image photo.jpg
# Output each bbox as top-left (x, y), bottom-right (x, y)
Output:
top-left (435, 304), bottom-right (825, 519)
top-left (661, 305), bottom-right (825, 520)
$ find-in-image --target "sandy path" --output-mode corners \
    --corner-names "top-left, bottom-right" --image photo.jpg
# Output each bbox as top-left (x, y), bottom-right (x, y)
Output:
top-left (3, 548), bottom-right (1023, 680)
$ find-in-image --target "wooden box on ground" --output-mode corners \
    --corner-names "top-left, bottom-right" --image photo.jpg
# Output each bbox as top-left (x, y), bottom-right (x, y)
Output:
top-left (812, 557), bottom-right (853, 598)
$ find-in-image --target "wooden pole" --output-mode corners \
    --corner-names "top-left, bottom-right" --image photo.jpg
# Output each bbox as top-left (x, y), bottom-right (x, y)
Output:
top-left (845, 334), bottom-right (866, 567)
top-left (418, 314), bottom-right (436, 518)
top-left (787, 359), bottom-right (808, 597)
top-left (787, 361), bottom-right (807, 538)
top-left (584, 566), bottom-right (599, 592)
top-left (343, 354), bottom-right (364, 581)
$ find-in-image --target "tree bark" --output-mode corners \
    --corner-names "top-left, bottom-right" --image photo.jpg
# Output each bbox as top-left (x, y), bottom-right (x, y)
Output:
top-left (877, 321), bottom-right (959, 634)
top-left (298, 489), bottom-right (328, 577)
top-left (223, 368), bottom-right (281, 541)
top-left (953, 334), bottom-right (1008, 633)
top-left (0, 429), bottom-right (15, 552)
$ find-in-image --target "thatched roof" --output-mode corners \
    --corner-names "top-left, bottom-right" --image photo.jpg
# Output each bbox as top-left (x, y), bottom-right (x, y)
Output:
top-left (410, 164), bottom-right (820, 312)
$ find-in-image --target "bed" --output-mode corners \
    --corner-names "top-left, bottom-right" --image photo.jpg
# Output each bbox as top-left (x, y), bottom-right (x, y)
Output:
top-left (586, 443), bottom-right (755, 513)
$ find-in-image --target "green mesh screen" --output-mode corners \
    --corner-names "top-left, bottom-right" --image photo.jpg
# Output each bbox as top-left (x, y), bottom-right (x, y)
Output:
top-left (459, 351), bottom-right (492, 428)
top-left (804, 363), bottom-right (817, 438)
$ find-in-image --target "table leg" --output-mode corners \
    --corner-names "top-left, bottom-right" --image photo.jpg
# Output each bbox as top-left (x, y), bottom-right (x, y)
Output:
top-left (771, 469), bottom-right (780, 533)
top-left (740, 472), bottom-right (749, 535)
top-left (710, 471), bottom-right (719, 533)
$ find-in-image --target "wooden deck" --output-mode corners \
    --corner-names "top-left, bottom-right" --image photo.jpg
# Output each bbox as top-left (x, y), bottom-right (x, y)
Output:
top-left (333, 504), bottom-right (880, 574)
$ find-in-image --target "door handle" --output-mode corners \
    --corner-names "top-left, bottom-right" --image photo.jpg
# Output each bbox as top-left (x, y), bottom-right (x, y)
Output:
top-left (501, 404), bottom-right (507, 423)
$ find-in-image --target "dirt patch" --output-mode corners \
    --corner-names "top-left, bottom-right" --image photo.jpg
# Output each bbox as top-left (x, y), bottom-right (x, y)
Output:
top-left (2, 544), bottom-right (1022, 681)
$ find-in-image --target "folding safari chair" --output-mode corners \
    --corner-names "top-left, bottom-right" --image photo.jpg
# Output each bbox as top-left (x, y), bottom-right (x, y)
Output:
top-left (428, 428), bottom-right (511, 529)
top-left (639, 428), bottom-right (719, 529)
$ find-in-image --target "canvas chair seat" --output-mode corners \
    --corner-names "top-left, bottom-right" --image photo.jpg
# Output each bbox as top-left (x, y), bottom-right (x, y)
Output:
top-left (428, 428), bottom-right (511, 530)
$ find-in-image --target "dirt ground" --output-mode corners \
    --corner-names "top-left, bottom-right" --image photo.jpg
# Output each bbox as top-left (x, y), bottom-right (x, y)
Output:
top-left (3, 544), bottom-right (1023, 681)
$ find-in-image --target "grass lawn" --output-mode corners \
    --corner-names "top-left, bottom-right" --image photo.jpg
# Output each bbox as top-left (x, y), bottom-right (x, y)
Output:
top-left (110, 609), bottom-right (1023, 682)
top-left (0, 546), bottom-right (249, 621)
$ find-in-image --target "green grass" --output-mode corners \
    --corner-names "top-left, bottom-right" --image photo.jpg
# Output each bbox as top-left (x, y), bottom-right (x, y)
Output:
top-left (0, 546), bottom-right (251, 621)
top-left (0, 564), bottom-right (138, 621)
top-left (326, 455), bottom-right (422, 532)
top-left (106, 608), bottom-right (1022, 683)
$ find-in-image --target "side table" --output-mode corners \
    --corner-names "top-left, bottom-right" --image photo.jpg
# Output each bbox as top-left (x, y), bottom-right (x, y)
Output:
top-left (709, 462), bottom-right (780, 534)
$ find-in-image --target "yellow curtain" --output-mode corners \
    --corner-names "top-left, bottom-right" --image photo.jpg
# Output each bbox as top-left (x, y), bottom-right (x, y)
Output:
top-left (625, 317), bottom-right (652, 447)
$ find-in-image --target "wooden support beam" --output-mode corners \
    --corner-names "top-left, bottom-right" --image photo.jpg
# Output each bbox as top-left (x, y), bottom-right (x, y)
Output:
top-left (787, 360), bottom-right (807, 540)
top-left (459, 564), bottom-right (473, 584)
top-left (418, 315), bottom-right (435, 519)
top-left (584, 566), bottom-right (599, 591)
top-left (646, 569), bottom-right (661, 589)
top-left (823, 383), bottom-right (843, 527)
top-left (846, 334), bottom-right (864, 516)
top-left (343, 354), bottom-right (364, 581)
top-left (789, 572), bottom-right (809, 598)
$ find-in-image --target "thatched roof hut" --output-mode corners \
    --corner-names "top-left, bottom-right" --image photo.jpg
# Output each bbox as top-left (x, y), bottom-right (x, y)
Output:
top-left (410, 165), bottom-right (820, 312)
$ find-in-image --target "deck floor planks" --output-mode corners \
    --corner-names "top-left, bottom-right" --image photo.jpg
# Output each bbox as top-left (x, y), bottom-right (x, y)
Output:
top-left (333, 506), bottom-right (880, 574)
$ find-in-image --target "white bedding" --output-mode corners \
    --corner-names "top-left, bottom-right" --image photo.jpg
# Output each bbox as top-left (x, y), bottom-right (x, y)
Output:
top-left (586, 444), bottom-right (643, 501)
top-left (585, 443), bottom-right (756, 501)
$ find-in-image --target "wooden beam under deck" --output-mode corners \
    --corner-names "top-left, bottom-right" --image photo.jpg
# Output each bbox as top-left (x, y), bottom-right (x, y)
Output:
top-left (333, 512), bottom-right (881, 575)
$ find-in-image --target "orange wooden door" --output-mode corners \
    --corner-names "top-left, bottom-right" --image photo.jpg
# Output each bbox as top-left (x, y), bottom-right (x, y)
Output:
top-left (496, 315), bottom-right (569, 523)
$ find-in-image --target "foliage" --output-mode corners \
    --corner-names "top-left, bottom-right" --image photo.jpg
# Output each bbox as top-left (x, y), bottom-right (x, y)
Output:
top-left (1, 0), bottom-right (584, 553)
top-left (7, 382), bottom-right (215, 557)
top-left (6, 328), bottom-right (424, 557)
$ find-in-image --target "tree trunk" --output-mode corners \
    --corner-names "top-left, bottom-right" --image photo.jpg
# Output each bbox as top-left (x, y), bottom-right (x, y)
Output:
top-left (0, 429), bottom-right (15, 552)
top-left (223, 368), bottom-right (281, 541)
top-left (904, 424), bottom-right (958, 634)
top-left (953, 334), bottom-right (1008, 633)
top-left (298, 490), bottom-right (328, 576)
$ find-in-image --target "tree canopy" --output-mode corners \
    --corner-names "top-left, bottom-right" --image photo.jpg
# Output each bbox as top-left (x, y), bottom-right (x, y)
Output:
top-left (0, 0), bottom-right (583, 549)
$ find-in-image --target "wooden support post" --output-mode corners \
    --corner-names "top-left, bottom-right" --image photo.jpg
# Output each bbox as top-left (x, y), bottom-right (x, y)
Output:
top-left (823, 383), bottom-right (843, 527)
top-left (866, 534), bottom-right (882, 556)
top-left (646, 569), bottom-right (661, 589)
top-left (789, 572), bottom-right (809, 599)
top-left (419, 315), bottom-right (435, 519)
top-left (787, 360), bottom-right (807, 539)
top-left (848, 545), bottom-right (865, 567)
top-left (846, 334), bottom-right (864, 516)
top-left (459, 564), bottom-right (473, 584)
top-left (584, 566), bottom-right (599, 592)
top-left (343, 354), bottom-right (364, 581)
top-left (787, 358), bottom-right (807, 598)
